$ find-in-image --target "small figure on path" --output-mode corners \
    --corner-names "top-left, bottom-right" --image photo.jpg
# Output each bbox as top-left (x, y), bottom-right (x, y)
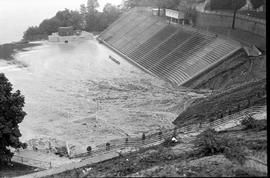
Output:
top-left (87, 146), bottom-right (92, 154)
top-left (142, 133), bottom-right (146, 140)
top-left (33, 146), bottom-right (38, 151)
top-left (171, 136), bottom-right (178, 143)
top-left (142, 133), bottom-right (146, 144)
top-left (106, 142), bottom-right (110, 151)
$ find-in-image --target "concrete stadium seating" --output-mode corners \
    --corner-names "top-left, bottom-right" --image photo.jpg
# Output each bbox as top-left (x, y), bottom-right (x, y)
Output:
top-left (128, 25), bottom-right (178, 61)
top-left (99, 8), bottom-right (242, 86)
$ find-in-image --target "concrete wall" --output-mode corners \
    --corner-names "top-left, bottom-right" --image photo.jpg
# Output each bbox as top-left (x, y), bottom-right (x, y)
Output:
top-left (195, 11), bottom-right (266, 37)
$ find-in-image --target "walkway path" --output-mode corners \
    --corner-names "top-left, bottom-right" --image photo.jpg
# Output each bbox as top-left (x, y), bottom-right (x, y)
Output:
top-left (16, 140), bottom-right (164, 178)
top-left (12, 150), bottom-right (80, 169)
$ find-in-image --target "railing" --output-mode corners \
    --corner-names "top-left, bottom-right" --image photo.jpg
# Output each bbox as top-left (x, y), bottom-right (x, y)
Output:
top-left (12, 155), bottom-right (52, 169)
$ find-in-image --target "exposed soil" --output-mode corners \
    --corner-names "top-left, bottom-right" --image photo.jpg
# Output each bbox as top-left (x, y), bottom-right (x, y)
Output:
top-left (185, 49), bottom-right (266, 90)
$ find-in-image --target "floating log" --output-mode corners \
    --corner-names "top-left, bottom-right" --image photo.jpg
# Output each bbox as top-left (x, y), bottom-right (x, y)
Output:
top-left (109, 55), bottom-right (120, 64)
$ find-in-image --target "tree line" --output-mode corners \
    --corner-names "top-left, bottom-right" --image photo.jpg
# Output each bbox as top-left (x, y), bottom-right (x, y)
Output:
top-left (23, 0), bottom-right (123, 41)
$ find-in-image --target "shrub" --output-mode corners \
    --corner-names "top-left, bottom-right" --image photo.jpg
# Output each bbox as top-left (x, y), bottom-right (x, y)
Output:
top-left (194, 129), bottom-right (222, 156)
top-left (244, 139), bottom-right (267, 151)
top-left (139, 147), bottom-right (176, 164)
top-left (194, 129), bottom-right (246, 164)
top-left (234, 167), bottom-right (267, 177)
top-left (113, 159), bottom-right (135, 176)
top-left (241, 114), bottom-right (267, 130)
top-left (222, 139), bottom-right (246, 165)
top-left (162, 137), bottom-right (177, 147)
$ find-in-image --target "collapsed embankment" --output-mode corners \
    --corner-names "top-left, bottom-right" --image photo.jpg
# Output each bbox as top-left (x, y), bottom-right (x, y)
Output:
top-left (183, 49), bottom-right (266, 90)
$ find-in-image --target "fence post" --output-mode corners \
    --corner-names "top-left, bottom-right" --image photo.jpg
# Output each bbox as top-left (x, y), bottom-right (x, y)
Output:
top-left (125, 138), bottom-right (128, 146)
top-left (21, 157), bottom-right (23, 163)
top-left (237, 104), bottom-right (240, 111)
top-left (158, 131), bottom-right (162, 140)
top-left (49, 162), bottom-right (52, 168)
top-left (173, 128), bottom-right (177, 137)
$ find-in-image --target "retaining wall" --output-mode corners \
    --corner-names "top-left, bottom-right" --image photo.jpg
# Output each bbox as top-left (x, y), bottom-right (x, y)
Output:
top-left (195, 11), bottom-right (266, 37)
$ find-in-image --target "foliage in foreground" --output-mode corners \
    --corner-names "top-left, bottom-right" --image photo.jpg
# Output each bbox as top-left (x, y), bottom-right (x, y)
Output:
top-left (0, 73), bottom-right (27, 166)
top-left (241, 114), bottom-right (267, 130)
top-left (194, 129), bottom-right (246, 165)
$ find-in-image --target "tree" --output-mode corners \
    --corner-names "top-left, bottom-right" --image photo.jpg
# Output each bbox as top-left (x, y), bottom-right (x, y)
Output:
top-left (87, 0), bottom-right (99, 14)
top-left (69, 11), bottom-right (84, 30)
top-left (39, 18), bottom-right (62, 35)
top-left (55, 9), bottom-right (84, 29)
top-left (23, 26), bottom-right (46, 41)
top-left (0, 73), bottom-right (27, 166)
top-left (80, 4), bottom-right (88, 29)
top-left (80, 4), bottom-right (87, 16)
top-left (103, 3), bottom-right (122, 26)
top-left (250, 0), bottom-right (265, 9)
top-left (123, 0), bottom-right (140, 9)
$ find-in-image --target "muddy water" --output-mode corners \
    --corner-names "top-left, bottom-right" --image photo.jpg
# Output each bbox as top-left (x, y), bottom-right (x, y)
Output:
top-left (0, 38), bottom-right (194, 153)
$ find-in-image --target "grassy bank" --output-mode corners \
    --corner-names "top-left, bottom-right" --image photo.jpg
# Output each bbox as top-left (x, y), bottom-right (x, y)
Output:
top-left (0, 41), bottom-right (42, 60)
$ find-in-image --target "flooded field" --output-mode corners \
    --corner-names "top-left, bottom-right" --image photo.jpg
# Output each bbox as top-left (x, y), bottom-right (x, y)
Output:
top-left (0, 37), bottom-right (200, 154)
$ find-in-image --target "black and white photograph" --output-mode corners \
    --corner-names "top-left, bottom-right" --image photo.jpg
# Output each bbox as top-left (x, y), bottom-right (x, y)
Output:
top-left (0, 0), bottom-right (266, 177)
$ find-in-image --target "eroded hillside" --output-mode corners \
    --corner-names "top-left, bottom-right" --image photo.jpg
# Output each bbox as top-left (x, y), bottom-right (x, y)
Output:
top-left (184, 49), bottom-right (266, 90)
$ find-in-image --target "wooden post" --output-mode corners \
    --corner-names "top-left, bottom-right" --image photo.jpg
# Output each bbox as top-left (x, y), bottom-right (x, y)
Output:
top-left (237, 104), bottom-right (240, 111)
top-left (142, 133), bottom-right (146, 144)
top-left (125, 138), bottom-right (128, 145)
top-left (158, 131), bottom-right (162, 140)
top-left (173, 128), bottom-right (177, 137)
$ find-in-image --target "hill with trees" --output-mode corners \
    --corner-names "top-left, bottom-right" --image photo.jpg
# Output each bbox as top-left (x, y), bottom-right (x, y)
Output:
top-left (23, 0), bottom-right (122, 41)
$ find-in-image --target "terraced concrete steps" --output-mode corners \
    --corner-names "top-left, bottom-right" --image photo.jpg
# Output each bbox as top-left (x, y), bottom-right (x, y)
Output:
top-left (128, 25), bottom-right (178, 61)
top-left (99, 8), bottom-right (242, 87)
top-left (138, 29), bottom-right (192, 69)
top-left (122, 22), bottom-right (166, 55)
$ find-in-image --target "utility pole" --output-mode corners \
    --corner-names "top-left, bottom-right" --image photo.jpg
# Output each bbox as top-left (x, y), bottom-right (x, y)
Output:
top-left (96, 99), bottom-right (99, 119)
top-left (66, 111), bottom-right (71, 157)
top-left (232, 1), bottom-right (238, 30)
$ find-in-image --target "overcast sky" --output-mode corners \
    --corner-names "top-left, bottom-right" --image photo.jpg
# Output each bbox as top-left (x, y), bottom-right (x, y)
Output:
top-left (0, 0), bottom-right (123, 44)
